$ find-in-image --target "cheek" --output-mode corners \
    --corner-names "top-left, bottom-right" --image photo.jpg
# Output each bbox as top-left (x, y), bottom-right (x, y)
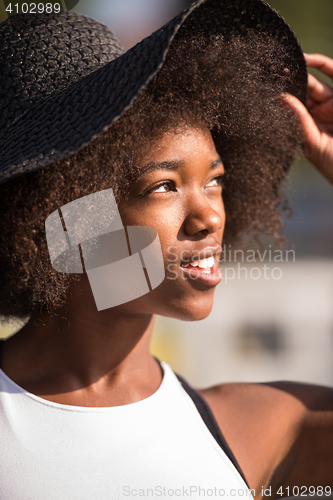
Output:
top-left (120, 202), bottom-right (181, 243)
top-left (158, 225), bottom-right (182, 270)
top-left (119, 207), bottom-right (182, 277)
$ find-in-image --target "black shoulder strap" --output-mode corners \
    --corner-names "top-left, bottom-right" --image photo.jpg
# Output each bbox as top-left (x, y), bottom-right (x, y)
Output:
top-left (175, 371), bottom-right (249, 489)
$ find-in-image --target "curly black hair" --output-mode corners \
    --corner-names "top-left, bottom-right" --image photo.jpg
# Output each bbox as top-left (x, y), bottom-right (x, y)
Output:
top-left (0, 30), bottom-right (303, 319)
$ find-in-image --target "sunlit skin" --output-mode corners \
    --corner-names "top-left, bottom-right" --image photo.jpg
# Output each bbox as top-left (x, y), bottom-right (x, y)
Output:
top-left (118, 125), bottom-right (225, 321)
top-left (2, 125), bottom-right (225, 407)
top-left (2, 54), bottom-right (333, 496)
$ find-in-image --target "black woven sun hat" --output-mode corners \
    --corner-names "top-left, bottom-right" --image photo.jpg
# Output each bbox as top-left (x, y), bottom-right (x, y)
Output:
top-left (0, 0), bottom-right (307, 186)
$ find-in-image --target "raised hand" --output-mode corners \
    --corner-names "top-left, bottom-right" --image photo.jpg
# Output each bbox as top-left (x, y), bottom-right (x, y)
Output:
top-left (283, 53), bottom-right (333, 184)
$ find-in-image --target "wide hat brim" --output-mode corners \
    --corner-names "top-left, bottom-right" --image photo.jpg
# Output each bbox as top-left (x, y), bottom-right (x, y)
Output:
top-left (0, 0), bottom-right (307, 186)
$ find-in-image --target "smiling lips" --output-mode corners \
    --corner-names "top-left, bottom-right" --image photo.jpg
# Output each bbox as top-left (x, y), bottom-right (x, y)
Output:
top-left (179, 250), bottom-right (222, 285)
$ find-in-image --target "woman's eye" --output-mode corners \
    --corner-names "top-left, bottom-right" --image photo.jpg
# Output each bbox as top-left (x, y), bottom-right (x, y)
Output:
top-left (147, 181), bottom-right (175, 194)
top-left (206, 175), bottom-right (224, 188)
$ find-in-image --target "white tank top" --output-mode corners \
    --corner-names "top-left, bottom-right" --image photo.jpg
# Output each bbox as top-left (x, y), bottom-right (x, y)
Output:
top-left (0, 361), bottom-right (252, 499)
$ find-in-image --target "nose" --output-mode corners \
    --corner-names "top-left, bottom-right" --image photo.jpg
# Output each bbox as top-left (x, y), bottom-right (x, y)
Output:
top-left (183, 195), bottom-right (224, 237)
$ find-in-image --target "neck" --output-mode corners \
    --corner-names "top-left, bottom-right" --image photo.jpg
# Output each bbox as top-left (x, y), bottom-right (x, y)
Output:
top-left (2, 275), bottom-right (162, 407)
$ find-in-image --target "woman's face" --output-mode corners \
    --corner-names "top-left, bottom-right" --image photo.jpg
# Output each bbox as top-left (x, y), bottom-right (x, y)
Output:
top-left (118, 125), bottom-right (225, 321)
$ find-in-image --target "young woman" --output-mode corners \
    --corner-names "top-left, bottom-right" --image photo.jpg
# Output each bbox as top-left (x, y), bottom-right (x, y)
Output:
top-left (0, 1), bottom-right (333, 498)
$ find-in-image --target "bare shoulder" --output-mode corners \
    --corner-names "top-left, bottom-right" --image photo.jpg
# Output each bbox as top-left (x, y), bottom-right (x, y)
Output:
top-left (198, 381), bottom-right (307, 490)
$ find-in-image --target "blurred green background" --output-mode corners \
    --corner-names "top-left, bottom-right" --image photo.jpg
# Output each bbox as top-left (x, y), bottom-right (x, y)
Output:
top-left (2, 0), bottom-right (332, 55)
top-left (1, 0), bottom-right (333, 387)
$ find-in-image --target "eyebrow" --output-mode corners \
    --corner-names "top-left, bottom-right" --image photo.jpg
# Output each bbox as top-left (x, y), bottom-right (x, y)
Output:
top-left (138, 157), bottom-right (224, 177)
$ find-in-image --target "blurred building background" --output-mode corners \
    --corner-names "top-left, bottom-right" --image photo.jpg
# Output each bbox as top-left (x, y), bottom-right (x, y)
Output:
top-left (1, 0), bottom-right (333, 388)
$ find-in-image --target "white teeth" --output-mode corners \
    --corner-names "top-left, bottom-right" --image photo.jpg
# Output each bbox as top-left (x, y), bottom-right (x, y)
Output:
top-left (198, 257), bottom-right (215, 268)
top-left (197, 259), bottom-right (209, 268)
top-left (182, 256), bottom-right (215, 268)
top-left (207, 257), bottom-right (215, 267)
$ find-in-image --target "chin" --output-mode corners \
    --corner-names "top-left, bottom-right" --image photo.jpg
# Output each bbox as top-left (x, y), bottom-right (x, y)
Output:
top-left (180, 308), bottom-right (213, 322)
top-left (149, 287), bottom-right (216, 322)
top-left (115, 276), bottom-right (218, 321)
top-left (180, 301), bottom-right (215, 322)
